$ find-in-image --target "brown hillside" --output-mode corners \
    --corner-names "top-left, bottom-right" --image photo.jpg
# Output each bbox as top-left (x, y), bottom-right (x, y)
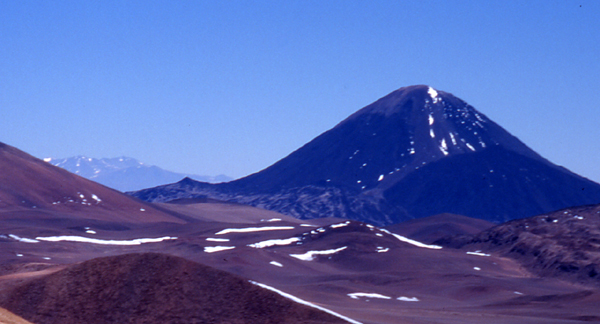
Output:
top-left (0, 253), bottom-right (346, 324)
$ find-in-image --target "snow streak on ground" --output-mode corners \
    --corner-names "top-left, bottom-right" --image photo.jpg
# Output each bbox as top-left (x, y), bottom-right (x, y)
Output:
top-left (269, 261), bottom-right (283, 267)
top-left (247, 237), bottom-right (300, 248)
top-left (206, 238), bottom-right (230, 242)
top-left (35, 236), bottom-right (177, 245)
top-left (215, 226), bottom-right (295, 235)
top-left (379, 229), bottom-right (442, 249)
top-left (249, 281), bottom-right (362, 324)
top-left (466, 251), bottom-right (490, 257)
top-left (348, 293), bottom-right (391, 300)
top-left (204, 246), bottom-right (236, 253)
top-left (8, 234), bottom-right (39, 243)
top-left (289, 246), bottom-right (347, 261)
top-left (397, 297), bottom-right (419, 302)
top-left (330, 221), bottom-right (351, 229)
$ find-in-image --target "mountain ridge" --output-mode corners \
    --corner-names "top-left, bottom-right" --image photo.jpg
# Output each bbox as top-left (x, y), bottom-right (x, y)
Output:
top-left (46, 156), bottom-right (231, 192)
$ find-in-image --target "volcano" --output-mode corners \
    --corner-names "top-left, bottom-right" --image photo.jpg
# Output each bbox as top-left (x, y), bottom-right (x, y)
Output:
top-left (131, 85), bottom-right (600, 225)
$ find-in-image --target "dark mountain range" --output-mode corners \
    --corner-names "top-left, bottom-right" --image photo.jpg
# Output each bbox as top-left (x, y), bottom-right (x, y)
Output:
top-left (131, 85), bottom-right (600, 226)
top-left (46, 156), bottom-right (231, 192)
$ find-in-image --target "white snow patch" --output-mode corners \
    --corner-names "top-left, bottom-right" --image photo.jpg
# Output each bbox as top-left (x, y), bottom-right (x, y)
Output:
top-left (428, 87), bottom-right (438, 99)
top-left (43, 157), bottom-right (52, 162)
top-left (379, 229), bottom-right (442, 249)
top-left (473, 267), bottom-right (481, 271)
top-left (300, 224), bottom-right (316, 227)
top-left (35, 236), bottom-right (177, 245)
top-left (261, 218), bottom-right (282, 222)
top-left (91, 194), bottom-right (101, 203)
top-left (450, 133), bottom-right (457, 145)
top-left (474, 112), bottom-right (485, 122)
top-left (440, 138), bottom-right (449, 156)
top-left (206, 238), bottom-right (230, 242)
top-left (428, 114), bottom-right (434, 125)
top-left (85, 230), bottom-right (97, 234)
top-left (514, 291), bottom-right (523, 295)
top-left (250, 281), bottom-right (362, 324)
top-left (430, 129), bottom-right (435, 138)
top-left (290, 246), bottom-right (347, 261)
top-left (215, 226), bottom-right (295, 235)
top-left (248, 237), bottom-right (300, 248)
top-left (574, 215), bottom-right (584, 220)
top-left (331, 221), bottom-right (351, 229)
top-left (9, 234), bottom-right (39, 243)
top-left (204, 246), bottom-right (235, 253)
top-left (377, 247), bottom-right (389, 253)
top-left (348, 293), bottom-right (391, 300)
top-left (43, 257), bottom-right (51, 260)
top-left (378, 174), bottom-right (384, 181)
top-left (553, 219), bottom-right (559, 223)
top-left (16, 253), bottom-right (23, 257)
top-left (375, 233), bottom-right (383, 237)
top-left (467, 251), bottom-right (490, 257)
top-left (466, 143), bottom-right (476, 151)
top-left (140, 208), bottom-right (145, 212)
top-left (397, 297), bottom-right (420, 302)
top-left (270, 261), bottom-right (283, 267)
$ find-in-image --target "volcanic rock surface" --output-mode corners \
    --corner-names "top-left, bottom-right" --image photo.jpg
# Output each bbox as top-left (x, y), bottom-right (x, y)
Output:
top-left (0, 253), bottom-right (346, 324)
top-left (131, 85), bottom-right (600, 225)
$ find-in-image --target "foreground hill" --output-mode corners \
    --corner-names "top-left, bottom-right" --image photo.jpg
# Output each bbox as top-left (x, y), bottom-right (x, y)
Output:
top-left (436, 203), bottom-right (600, 287)
top-left (0, 253), bottom-right (346, 324)
top-left (46, 156), bottom-right (231, 192)
top-left (131, 85), bottom-right (600, 225)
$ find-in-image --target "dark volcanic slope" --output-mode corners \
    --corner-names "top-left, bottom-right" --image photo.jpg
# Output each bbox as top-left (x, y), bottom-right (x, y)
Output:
top-left (437, 204), bottom-right (600, 287)
top-left (0, 253), bottom-right (346, 324)
top-left (131, 85), bottom-right (600, 225)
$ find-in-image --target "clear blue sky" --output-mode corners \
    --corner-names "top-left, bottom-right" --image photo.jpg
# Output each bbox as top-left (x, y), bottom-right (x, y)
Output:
top-left (1, 0), bottom-right (599, 182)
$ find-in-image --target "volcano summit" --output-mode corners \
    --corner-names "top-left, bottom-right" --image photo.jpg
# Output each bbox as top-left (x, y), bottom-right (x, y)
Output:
top-left (132, 85), bottom-right (600, 225)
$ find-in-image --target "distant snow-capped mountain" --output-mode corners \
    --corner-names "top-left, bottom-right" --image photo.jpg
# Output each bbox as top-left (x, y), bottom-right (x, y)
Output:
top-left (45, 156), bottom-right (231, 192)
